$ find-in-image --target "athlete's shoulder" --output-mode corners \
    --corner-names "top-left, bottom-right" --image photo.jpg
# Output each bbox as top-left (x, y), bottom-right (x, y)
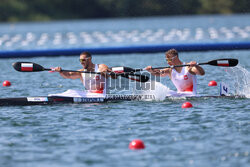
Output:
top-left (98, 64), bottom-right (109, 72)
top-left (98, 64), bottom-right (108, 67)
top-left (98, 64), bottom-right (107, 67)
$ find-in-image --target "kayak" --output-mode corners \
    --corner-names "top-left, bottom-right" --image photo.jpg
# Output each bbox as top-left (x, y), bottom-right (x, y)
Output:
top-left (0, 95), bottom-right (143, 106)
top-left (0, 94), bottom-right (245, 106)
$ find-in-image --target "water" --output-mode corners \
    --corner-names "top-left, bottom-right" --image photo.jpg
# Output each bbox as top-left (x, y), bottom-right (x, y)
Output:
top-left (1, 14), bottom-right (250, 51)
top-left (0, 15), bottom-right (250, 167)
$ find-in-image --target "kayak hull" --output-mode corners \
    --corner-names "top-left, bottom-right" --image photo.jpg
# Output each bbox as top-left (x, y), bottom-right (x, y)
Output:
top-left (0, 95), bottom-right (245, 106)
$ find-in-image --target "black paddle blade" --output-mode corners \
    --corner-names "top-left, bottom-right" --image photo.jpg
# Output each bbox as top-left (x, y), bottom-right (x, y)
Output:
top-left (121, 73), bottom-right (149, 83)
top-left (207, 59), bottom-right (238, 67)
top-left (111, 66), bottom-right (149, 82)
top-left (111, 66), bottom-right (136, 73)
top-left (12, 62), bottom-right (45, 72)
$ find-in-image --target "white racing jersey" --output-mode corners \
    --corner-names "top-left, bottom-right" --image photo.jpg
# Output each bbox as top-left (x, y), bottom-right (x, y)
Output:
top-left (81, 64), bottom-right (107, 94)
top-left (171, 65), bottom-right (197, 95)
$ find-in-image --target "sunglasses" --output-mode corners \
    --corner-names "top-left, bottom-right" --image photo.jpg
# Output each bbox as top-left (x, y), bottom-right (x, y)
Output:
top-left (166, 56), bottom-right (177, 62)
top-left (79, 58), bottom-right (90, 63)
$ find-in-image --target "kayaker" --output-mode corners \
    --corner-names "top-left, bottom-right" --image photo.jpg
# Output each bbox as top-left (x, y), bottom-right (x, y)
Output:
top-left (54, 51), bottom-right (112, 94)
top-left (145, 49), bottom-right (205, 96)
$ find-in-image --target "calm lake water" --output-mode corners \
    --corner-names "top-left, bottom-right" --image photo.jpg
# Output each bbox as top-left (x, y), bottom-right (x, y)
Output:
top-left (0, 15), bottom-right (250, 167)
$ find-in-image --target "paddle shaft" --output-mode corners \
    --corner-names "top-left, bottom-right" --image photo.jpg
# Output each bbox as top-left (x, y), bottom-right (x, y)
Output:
top-left (152, 62), bottom-right (206, 70)
top-left (47, 68), bottom-right (102, 74)
top-left (12, 62), bottom-right (149, 82)
top-left (132, 58), bottom-right (238, 71)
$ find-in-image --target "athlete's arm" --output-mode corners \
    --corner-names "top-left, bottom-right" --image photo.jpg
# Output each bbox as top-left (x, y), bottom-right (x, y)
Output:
top-left (145, 66), bottom-right (161, 76)
top-left (98, 64), bottom-right (110, 78)
top-left (145, 66), bottom-right (169, 77)
top-left (159, 68), bottom-right (171, 77)
top-left (54, 67), bottom-right (81, 79)
top-left (188, 61), bottom-right (205, 76)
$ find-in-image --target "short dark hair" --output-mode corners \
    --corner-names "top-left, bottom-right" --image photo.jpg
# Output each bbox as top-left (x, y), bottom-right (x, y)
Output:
top-left (165, 49), bottom-right (178, 57)
top-left (80, 51), bottom-right (92, 58)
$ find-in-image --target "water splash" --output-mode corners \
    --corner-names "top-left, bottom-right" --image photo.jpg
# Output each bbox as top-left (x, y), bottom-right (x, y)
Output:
top-left (225, 65), bottom-right (250, 98)
top-left (133, 81), bottom-right (172, 101)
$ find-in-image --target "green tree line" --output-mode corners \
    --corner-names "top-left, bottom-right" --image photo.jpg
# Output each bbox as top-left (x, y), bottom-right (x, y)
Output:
top-left (0, 0), bottom-right (250, 22)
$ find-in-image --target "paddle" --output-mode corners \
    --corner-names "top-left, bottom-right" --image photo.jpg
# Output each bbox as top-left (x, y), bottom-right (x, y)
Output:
top-left (127, 58), bottom-right (239, 72)
top-left (12, 62), bottom-right (150, 83)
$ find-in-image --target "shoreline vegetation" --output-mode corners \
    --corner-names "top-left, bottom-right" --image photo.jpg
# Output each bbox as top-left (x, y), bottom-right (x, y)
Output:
top-left (1, 0), bottom-right (250, 22)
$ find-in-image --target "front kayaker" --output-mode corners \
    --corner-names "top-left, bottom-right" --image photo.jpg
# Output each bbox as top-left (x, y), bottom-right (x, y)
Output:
top-left (145, 49), bottom-right (205, 96)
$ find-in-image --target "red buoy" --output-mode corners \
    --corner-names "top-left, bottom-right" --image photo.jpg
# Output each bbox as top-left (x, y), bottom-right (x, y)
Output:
top-left (208, 80), bottom-right (217, 86)
top-left (182, 102), bottom-right (193, 108)
top-left (129, 139), bottom-right (145, 149)
top-left (2, 80), bottom-right (11, 87)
